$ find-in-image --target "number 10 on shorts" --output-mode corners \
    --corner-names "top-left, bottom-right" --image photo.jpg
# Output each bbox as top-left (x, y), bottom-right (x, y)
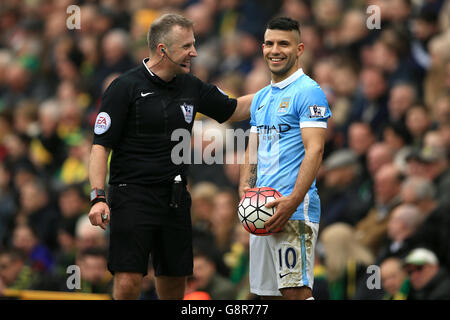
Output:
top-left (278, 246), bottom-right (297, 277)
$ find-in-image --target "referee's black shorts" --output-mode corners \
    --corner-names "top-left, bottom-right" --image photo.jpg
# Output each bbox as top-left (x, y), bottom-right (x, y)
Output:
top-left (107, 183), bottom-right (193, 277)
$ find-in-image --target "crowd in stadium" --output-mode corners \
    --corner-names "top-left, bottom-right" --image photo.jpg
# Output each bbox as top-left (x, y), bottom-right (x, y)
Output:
top-left (0, 0), bottom-right (449, 300)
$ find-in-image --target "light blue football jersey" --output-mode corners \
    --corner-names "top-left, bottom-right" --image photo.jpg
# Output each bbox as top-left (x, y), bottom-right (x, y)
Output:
top-left (249, 68), bottom-right (332, 223)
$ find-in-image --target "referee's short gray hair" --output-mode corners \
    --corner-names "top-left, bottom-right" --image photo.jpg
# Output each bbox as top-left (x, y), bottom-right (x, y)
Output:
top-left (147, 13), bottom-right (194, 52)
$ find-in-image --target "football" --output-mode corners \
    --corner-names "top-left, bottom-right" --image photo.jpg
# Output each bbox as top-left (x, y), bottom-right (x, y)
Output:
top-left (237, 187), bottom-right (282, 236)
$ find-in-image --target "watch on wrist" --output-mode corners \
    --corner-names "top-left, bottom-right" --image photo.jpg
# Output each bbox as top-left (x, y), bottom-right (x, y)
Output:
top-left (90, 188), bottom-right (106, 202)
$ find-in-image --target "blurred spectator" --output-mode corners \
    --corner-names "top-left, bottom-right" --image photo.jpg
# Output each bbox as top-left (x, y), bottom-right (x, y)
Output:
top-left (347, 122), bottom-right (376, 182)
top-left (0, 248), bottom-right (39, 294)
top-left (2, 132), bottom-right (33, 177)
top-left (405, 104), bottom-right (432, 147)
top-left (376, 204), bottom-right (424, 264)
top-left (319, 149), bottom-right (367, 227)
top-left (12, 223), bottom-right (54, 274)
top-left (190, 181), bottom-right (218, 232)
top-left (278, 0), bottom-right (312, 25)
top-left (380, 257), bottom-right (411, 300)
top-left (355, 163), bottom-right (402, 256)
top-left (93, 29), bottom-right (136, 99)
top-left (15, 177), bottom-right (59, 251)
top-left (12, 100), bottom-right (38, 138)
top-left (75, 214), bottom-right (108, 253)
top-left (423, 31), bottom-right (450, 109)
top-left (402, 176), bottom-right (450, 270)
top-left (29, 99), bottom-right (67, 180)
top-left (58, 133), bottom-right (91, 186)
top-left (0, 162), bottom-right (15, 246)
top-left (53, 184), bottom-right (89, 275)
top-left (366, 142), bottom-right (394, 178)
top-left (74, 247), bottom-right (112, 295)
top-left (223, 224), bottom-right (254, 300)
top-left (382, 122), bottom-right (413, 172)
top-left (349, 67), bottom-right (389, 136)
top-left (330, 60), bottom-right (359, 129)
top-left (192, 249), bottom-right (236, 300)
top-left (319, 223), bottom-right (374, 300)
top-left (387, 82), bottom-right (417, 124)
top-left (410, 3), bottom-right (441, 71)
top-left (336, 9), bottom-right (369, 60)
top-left (58, 184), bottom-right (88, 223)
top-left (371, 28), bottom-right (416, 87)
top-left (185, 2), bottom-right (219, 80)
top-left (389, 0), bottom-right (413, 24)
top-left (53, 219), bottom-right (77, 281)
top-left (2, 62), bottom-right (33, 111)
top-left (210, 188), bottom-right (239, 252)
top-left (57, 101), bottom-right (84, 144)
top-left (406, 144), bottom-right (450, 207)
top-left (405, 248), bottom-right (450, 300)
top-left (347, 122), bottom-right (376, 162)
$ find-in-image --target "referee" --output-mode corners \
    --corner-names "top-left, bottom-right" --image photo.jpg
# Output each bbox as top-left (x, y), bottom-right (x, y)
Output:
top-left (88, 13), bottom-right (253, 300)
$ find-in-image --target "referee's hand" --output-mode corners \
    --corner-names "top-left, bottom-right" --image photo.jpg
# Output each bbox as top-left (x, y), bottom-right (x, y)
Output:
top-left (88, 202), bottom-right (110, 230)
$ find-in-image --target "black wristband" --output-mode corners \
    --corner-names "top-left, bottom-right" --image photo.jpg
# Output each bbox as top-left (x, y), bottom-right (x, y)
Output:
top-left (91, 197), bottom-right (107, 206)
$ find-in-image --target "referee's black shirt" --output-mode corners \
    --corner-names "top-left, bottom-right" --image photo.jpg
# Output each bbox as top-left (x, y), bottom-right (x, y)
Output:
top-left (93, 58), bottom-right (237, 185)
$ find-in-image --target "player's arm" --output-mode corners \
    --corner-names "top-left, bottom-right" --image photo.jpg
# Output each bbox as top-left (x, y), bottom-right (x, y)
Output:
top-left (227, 94), bottom-right (255, 122)
top-left (239, 130), bottom-right (259, 198)
top-left (264, 127), bottom-right (326, 232)
top-left (88, 144), bottom-right (111, 230)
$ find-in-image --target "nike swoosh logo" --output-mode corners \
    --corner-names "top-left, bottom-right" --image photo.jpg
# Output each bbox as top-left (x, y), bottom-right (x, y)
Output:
top-left (279, 272), bottom-right (291, 279)
top-left (141, 92), bottom-right (154, 97)
top-left (257, 104), bottom-right (265, 110)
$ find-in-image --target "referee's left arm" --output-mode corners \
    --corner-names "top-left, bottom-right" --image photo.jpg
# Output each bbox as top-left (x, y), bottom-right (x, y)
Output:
top-left (227, 93), bottom-right (255, 122)
top-left (88, 144), bottom-right (111, 230)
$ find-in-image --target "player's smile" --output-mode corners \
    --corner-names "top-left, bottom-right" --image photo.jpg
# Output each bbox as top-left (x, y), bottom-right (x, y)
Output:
top-left (262, 29), bottom-right (304, 82)
top-left (268, 56), bottom-right (286, 64)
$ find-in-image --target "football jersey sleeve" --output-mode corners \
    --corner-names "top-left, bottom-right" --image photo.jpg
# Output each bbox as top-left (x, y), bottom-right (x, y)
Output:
top-left (249, 92), bottom-right (260, 127)
top-left (297, 83), bottom-right (331, 128)
top-left (93, 77), bottom-right (132, 148)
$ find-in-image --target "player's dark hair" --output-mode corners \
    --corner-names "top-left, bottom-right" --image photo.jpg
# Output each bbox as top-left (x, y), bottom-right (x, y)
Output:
top-left (266, 16), bottom-right (301, 36)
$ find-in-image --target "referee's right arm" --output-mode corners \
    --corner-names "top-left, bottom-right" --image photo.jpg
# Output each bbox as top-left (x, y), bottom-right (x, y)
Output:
top-left (88, 144), bottom-right (111, 230)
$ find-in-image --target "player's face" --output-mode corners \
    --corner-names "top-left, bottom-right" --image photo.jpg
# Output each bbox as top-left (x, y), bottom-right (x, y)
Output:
top-left (263, 29), bottom-right (303, 81)
top-left (166, 25), bottom-right (197, 73)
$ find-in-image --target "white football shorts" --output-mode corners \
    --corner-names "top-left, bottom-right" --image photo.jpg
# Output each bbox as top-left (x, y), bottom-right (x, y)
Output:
top-left (249, 220), bottom-right (319, 296)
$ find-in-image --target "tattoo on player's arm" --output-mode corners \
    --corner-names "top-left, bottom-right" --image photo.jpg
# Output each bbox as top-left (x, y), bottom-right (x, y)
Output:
top-left (247, 164), bottom-right (257, 188)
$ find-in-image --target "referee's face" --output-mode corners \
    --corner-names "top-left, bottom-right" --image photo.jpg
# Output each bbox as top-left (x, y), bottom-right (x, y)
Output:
top-left (262, 29), bottom-right (304, 82)
top-left (166, 25), bottom-right (197, 73)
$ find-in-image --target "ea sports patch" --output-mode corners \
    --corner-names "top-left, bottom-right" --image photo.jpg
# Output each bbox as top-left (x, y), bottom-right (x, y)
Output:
top-left (308, 105), bottom-right (326, 118)
top-left (94, 112), bottom-right (111, 135)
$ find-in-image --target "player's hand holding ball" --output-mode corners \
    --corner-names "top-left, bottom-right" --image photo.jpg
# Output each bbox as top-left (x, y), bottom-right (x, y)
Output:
top-left (237, 187), bottom-right (282, 235)
top-left (264, 194), bottom-right (301, 233)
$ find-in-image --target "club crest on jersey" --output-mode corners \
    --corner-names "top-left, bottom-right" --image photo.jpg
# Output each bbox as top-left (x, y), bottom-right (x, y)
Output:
top-left (309, 105), bottom-right (326, 118)
top-left (278, 97), bottom-right (291, 113)
top-left (94, 112), bottom-right (111, 135)
top-left (180, 103), bottom-right (194, 123)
